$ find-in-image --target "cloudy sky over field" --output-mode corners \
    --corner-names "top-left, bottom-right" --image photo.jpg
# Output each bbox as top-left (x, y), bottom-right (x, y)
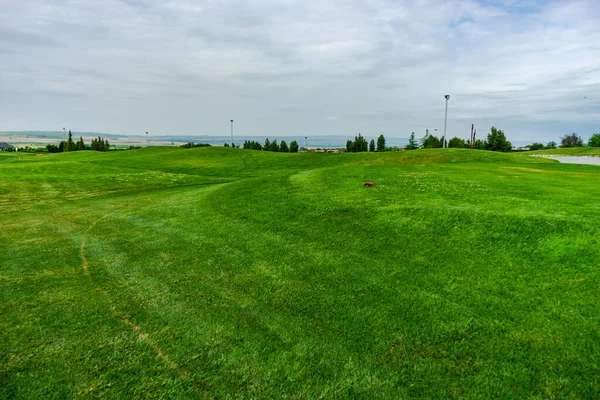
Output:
top-left (1, 0), bottom-right (599, 141)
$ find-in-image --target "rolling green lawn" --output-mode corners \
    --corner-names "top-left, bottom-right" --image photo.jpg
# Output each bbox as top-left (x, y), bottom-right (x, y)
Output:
top-left (528, 147), bottom-right (600, 156)
top-left (1, 147), bottom-right (599, 398)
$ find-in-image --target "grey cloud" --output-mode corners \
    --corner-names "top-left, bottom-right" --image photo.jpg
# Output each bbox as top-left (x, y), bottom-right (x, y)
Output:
top-left (0, 28), bottom-right (59, 47)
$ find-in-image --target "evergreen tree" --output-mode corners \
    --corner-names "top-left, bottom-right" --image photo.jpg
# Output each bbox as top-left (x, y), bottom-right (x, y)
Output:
top-left (377, 134), bottom-right (386, 151)
top-left (264, 138), bottom-right (271, 150)
top-left (369, 139), bottom-right (375, 152)
top-left (405, 132), bottom-right (419, 150)
top-left (289, 140), bottom-right (299, 153)
top-left (353, 133), bottom-right (368, 152)
top-left (64, 131), bottom-right (75, 152)
top-left (269, 139), bottom-right (279, 152)
top-left (280, 140), bottom-right (289, 152)
top-left (76, 136), bottom-right (86, 151)
top-left (346, 140), bottom-right (353, 152)
top-left (224, 142), bottom-right (230, 147)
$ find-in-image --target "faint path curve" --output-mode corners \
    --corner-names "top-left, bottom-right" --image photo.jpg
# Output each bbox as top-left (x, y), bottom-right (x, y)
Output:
top-left (79, 205), bottom-right (208, 397)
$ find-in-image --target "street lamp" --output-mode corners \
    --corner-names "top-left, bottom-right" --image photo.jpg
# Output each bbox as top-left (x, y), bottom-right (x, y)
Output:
top-left (443, 95), bottom-right (450, 148)
top-left (230, 120), bottom-right (234, 147)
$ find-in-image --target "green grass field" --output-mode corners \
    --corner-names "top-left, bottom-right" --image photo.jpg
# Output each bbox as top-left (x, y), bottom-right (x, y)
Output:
top-left (528, 147), bottom-right (600, 156)
top-left (2, 147), bottom-right (599, 398)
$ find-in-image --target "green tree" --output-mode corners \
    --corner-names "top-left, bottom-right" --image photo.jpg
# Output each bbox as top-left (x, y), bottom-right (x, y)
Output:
top-left (64, 130), bottom-right (75, 152)
top-left (485, 126), bottom-right (512, 152)
top-left (405, 132), bottom-right (419, 150)
top-left (280, 140), bottom-right (289, 152)
top-left (528, 143), bottom-right (545, 150)
top-left (448, 137), bottom-right (466, 148)
top-left (269, 140), bottom-right (279, 152)
top-left (264, 138), bottom-right (271, 151)
top-left (289, 140), bottom-right (299, 153)
top-left (346, 140), bottom-right (353, 152)
top-left (352, 133), bottom-right (368, 152)
top-left (377, 134), bottom-right (386, 151)
top-left (560, 133), bottom-right (583, 148)
top-left (46, 144), bottom-right (59, 153)
top-left (588, 133), bottom-right (600, 147)
top-left (546, 141), bottom-right (557, 149)
top-left (224, 142), bottom-right (230, 147)
top-left (421, 132), bottom-right (442, 148)
top-left (369, 139), bottom-right (375, 152)
top-left (76, 136), bottom-right (86, 151)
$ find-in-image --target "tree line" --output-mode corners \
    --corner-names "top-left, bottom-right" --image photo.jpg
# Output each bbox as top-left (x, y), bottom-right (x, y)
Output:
top-left (46, 131), bottom-right (110, 153)
top-left (180, 142), bottom-right (211, 148)
top-left (345, 134), bottom-right (390, 152)
top-left (403, 128), bottom-right (600, 152)
top-left (241, 139), bottom-right (300, 152)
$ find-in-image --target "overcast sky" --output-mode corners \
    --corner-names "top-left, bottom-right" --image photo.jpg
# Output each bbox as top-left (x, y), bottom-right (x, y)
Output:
top-left (1, 0), bottom-right (599, 142)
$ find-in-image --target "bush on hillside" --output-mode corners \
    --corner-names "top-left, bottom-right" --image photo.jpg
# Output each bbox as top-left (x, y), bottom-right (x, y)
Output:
top-left (588, 133), bottom-right (600, 147)
top-left (485, 127), bottom-right (512, 152)
top-left (560, 133), bottom-right (583, 148)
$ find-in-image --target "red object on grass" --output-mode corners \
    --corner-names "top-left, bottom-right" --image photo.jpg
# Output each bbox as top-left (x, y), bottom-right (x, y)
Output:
top-left (364, 182), bottom-right (376, 187)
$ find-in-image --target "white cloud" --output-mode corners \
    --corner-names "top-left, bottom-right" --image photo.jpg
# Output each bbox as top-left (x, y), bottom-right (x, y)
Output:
top-left (0, 0), bottom-right (598, 142)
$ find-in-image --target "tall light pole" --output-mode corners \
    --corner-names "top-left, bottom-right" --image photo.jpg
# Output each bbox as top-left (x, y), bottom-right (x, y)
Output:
top-left (146, 131), bottom-right (148, 145)
top-left (230, 119), bottom-right (234, 147)
top-left (63, 127), bottom-right (66, 139)
top-left (443, 95), bottom-right (450, 148)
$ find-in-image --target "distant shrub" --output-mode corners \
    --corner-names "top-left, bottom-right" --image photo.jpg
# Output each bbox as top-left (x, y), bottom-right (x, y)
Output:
top-left (588, 133), bottom-right (600, 147)
top-left (560, 133), bottom-right (583, 148)
top-left (528, 143), bottom-right (545, 151)
top-left (448, 137), bottom-right (466, 148)
top-left (289, 140), bottom-right (299, 153)
top-left (421, 132), bottom-right (442, 148)
top-left (180, 142), bottom-right (211, 148)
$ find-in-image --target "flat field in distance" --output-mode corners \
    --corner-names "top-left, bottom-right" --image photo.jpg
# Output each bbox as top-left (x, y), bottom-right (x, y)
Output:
top-left (1, 147), bottom-right (599, 398)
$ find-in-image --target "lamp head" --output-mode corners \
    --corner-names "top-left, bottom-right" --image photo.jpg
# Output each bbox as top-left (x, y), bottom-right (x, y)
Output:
top-left (445, 95), bottom-right (450, 100)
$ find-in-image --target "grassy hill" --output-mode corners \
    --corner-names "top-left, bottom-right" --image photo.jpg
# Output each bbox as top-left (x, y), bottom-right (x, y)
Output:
top-left (528, 147), bottom-right (600, 156)
top-left (2, 148), bottom-right (599, 398)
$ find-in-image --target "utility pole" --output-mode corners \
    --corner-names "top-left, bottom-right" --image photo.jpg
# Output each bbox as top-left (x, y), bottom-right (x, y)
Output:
top-left (470, 124), bottom-right (474, 149)
top-left (146, 131), bottom-right (148, 145)
top-left (444, 95), bottom-right (450, 148)
top-left (230, 120), bottom-right (234, 147)
top-left (305, 136), bottom-right (307, 147)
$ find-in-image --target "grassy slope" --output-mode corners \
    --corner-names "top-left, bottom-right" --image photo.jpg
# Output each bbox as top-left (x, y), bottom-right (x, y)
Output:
top-left (528, 147), bottom-right (600, 156)
top-left (1, 148), bottom-right (599, 398)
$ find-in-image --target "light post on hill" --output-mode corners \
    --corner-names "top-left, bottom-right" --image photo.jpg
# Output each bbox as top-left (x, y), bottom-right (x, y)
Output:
top-left (443, 95), bottom-right (450, 148)
top-left (230, 120), bottom-right (234, 147)
top-left (63, 127), bottom-right (66, 139)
